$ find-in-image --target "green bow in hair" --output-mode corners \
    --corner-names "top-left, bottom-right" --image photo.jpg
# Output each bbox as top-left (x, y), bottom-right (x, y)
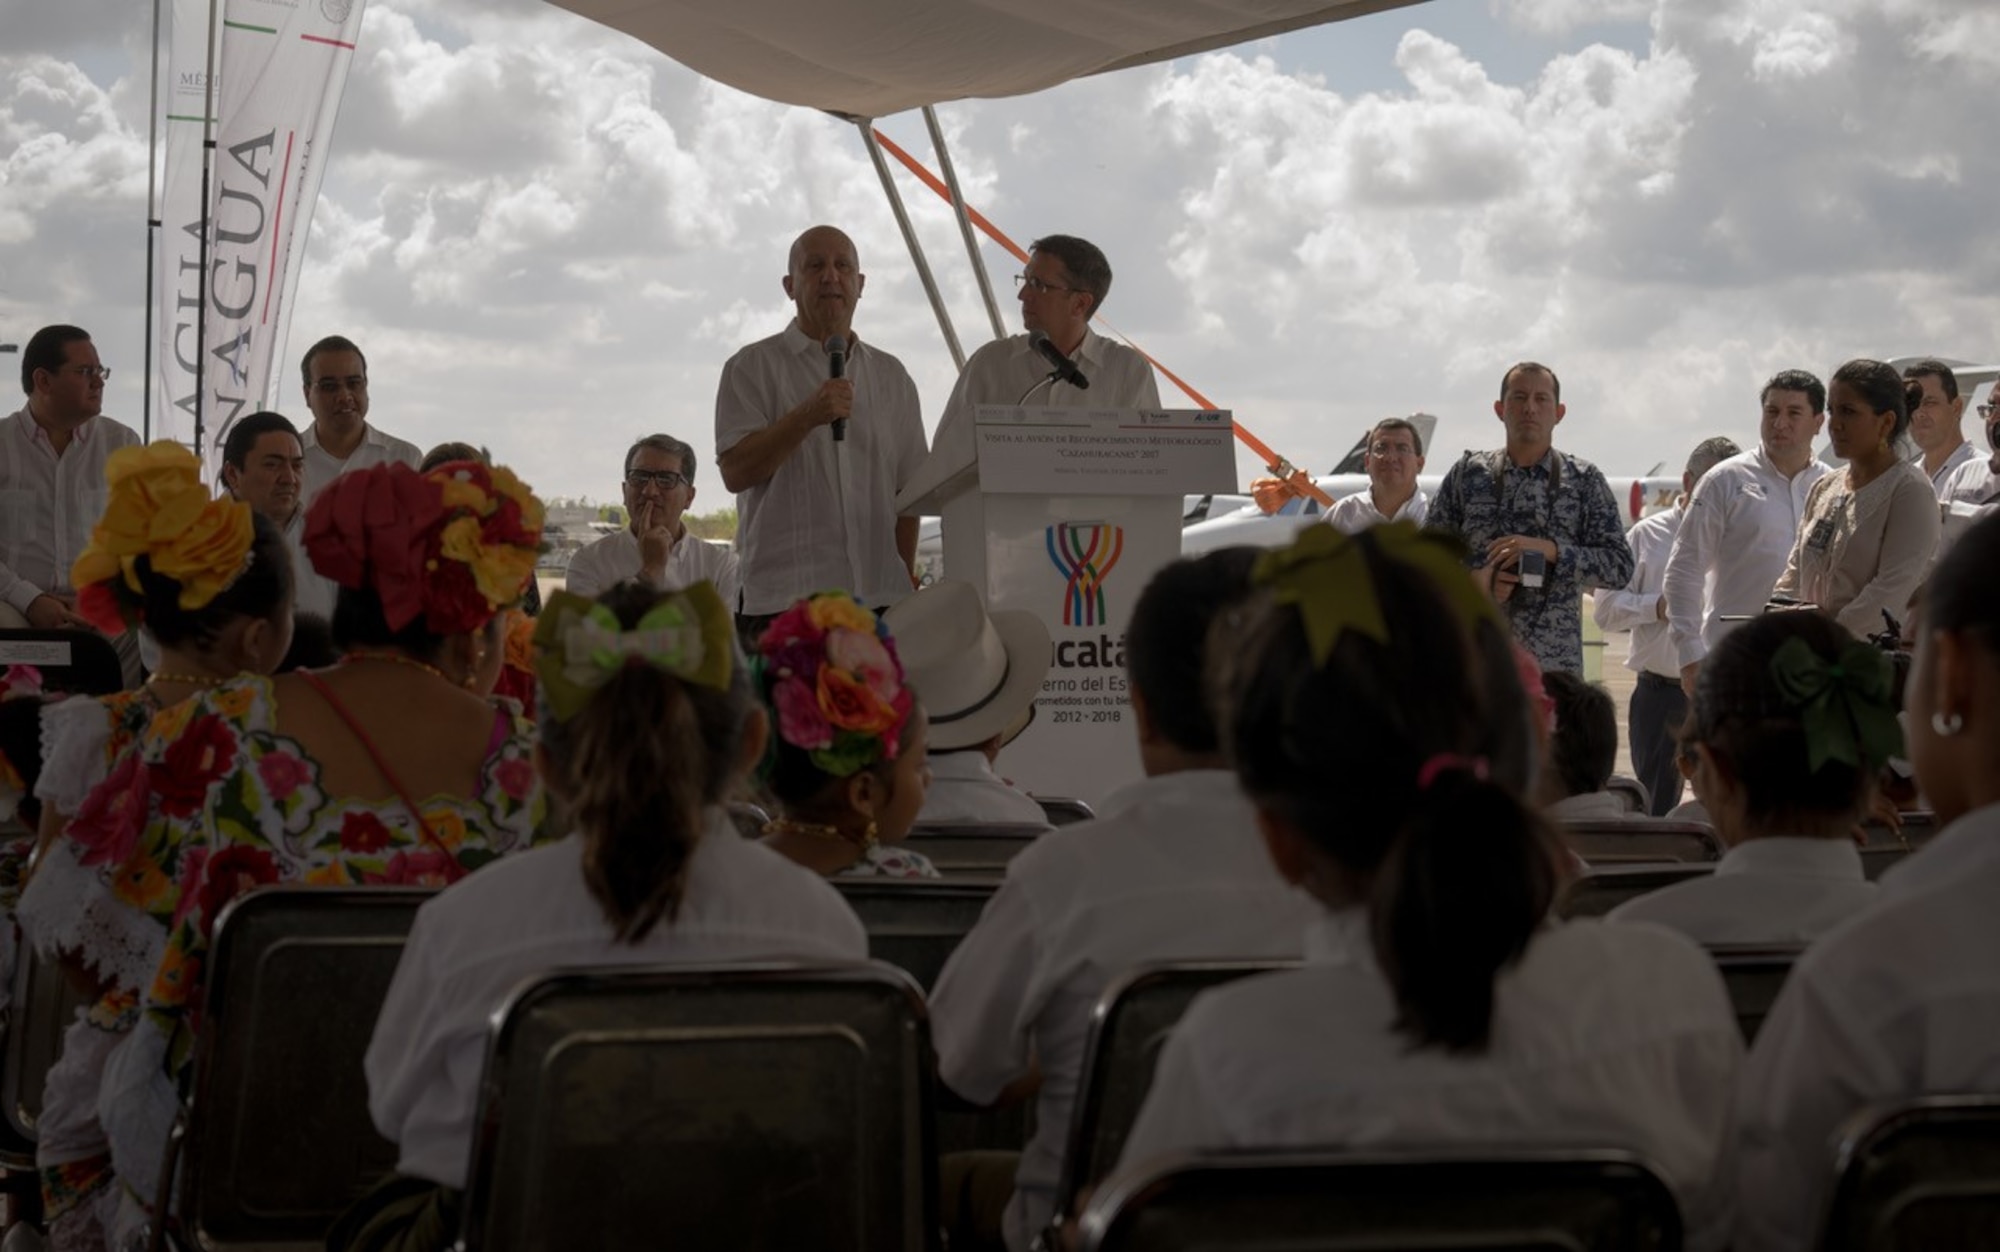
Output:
top-left (1252, 521), bottom-right (1502, 667)
top-left (1767, 635), bottom-right (1904, 772)
top-left (532, 583), bottom-right (734, 721)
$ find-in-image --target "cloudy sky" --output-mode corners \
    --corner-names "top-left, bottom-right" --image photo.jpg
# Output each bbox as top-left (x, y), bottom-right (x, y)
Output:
top-left (3, 0), bottom-right (1996, 505)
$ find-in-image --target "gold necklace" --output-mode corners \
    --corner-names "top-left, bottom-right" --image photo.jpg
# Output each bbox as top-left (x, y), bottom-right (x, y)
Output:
top-left (343, 649), bottom-right (453, 685)
top-left (761, 817), bottom-right (878, 851)
top-left (147, 672), bottom-right (227, 688)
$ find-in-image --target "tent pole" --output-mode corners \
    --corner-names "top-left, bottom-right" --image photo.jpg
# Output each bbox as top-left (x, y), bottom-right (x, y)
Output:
top-left (922, 105), bottom-right (1005, 343)
top-left (857, 120), bottom-right (964, 372)
top-left (142, 0), bottom-right (166, 441)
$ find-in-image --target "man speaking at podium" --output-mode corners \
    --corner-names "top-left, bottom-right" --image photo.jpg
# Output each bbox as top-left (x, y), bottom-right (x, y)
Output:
top-left (934, 235), bottom-right (1163, 454)
top-left (716, 224), bottom-right (927, 635)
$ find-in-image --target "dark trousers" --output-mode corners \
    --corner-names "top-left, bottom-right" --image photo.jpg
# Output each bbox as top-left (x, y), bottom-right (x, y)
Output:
top-left (1630, 672), bottom-right (1688, 817)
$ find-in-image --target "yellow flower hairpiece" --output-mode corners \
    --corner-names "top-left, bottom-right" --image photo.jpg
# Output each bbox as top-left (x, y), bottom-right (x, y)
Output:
top-left (532, 584), bottom-right (735, 721)
top-left (1252, 521), bottom-right (1500, 667)
top-left (70, 442), bottom-right (254, 630)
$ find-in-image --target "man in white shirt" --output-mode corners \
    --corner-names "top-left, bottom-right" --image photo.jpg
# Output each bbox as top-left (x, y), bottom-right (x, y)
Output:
top-left (218, 411), bottom-right (338, 622)
top-left (1592, 436), bottom-right (1739, 814)
top-left (563, 434), bottom-right (740, 607)
top-left (715, 225), bottom-right (926, 632)
top-left (1903, 358), bottom-right (1979, 499)
top-left (1666, 370), bottom-right (1830, 697)
top-left (296, 335), bottom-right (422, 505)
top-left (1325, 416), bottom-right (1429, 532)
top-left (1938, 387), bottom-right (2000, 552)
top-left (927, 549), bottom-right (1317, 1252)
top-left (885, 579), bottom-right (1051, 830)
top-left (929, 235), bottom-right (1163, 471)
top-left (0, 325), bottom-right (140, 650)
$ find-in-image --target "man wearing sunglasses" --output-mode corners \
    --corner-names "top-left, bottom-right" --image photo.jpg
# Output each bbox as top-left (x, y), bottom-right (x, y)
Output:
top-left (0, 324), bottom-right (140, 637)
top-left (564, 433), bottom-right (739, 608)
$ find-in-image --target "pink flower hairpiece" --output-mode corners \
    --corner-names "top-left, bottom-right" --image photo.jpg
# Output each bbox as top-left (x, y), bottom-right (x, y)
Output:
top-left (755, 592), bottom-right (913, 779)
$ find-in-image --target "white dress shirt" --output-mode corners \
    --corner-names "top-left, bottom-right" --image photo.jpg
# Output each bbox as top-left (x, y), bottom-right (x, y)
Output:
top-left (1665, 447), bottom-right (1827, 670)
top-left (1592, 503), bottom-right (1683, 679)
top-left (1735, 803), bottom-right (2000, 1252)
top-left (927, 326), bottom-right (1164, 481)
top-left (365, 814), bottom-right (867, 1189)
top-left (1921, 439), bottom-right (1981, 499)
top-left (561, 526), bottom-right (741, 608)
top-left (1325, 487), bottom-right (1429, 533)
top-left (1608, 837), bottom-right (1875, 945)
top-left (1937, 454), bottom-right (1999, 556)
top-left (927, 769), bottom-right (1318, 1252)
top-left (300, 422), bottom-right (422, 507)
top-left (1548, 791), bottom-right (1632, 822)
top-left (1772, 462), bottom-right (1940, 638)
top-left (281, 507), bottom-right (339, 622)
top-left (715, 322), bottom-right (927, 614)
top-left (1118, 910), bottom-right (1742, 1252)
top-left (916, 751), bottom-right (1051, 829)
top-left (0, 408), bottom-right (141, 614)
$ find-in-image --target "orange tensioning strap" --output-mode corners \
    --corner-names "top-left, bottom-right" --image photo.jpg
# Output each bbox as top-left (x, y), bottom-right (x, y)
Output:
top-left (869, 127), bottom-right (1333, 508)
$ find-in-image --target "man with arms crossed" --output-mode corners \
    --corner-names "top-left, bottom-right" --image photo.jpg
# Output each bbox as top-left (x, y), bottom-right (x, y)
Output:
top-left (716, 225), bottom-right (926, 634)
top-left (1592, 436), bottom-right (1738, 815)
top-left (1664, 370), bottom-right (1829, 697)
top-left (1326, 416), bottom-right (1428, 531)
top-left (565, 434), bottom-right (739, 606)
top-left (297, 335), bottom-right (422, 504)
top-left (1426, 361), bottom-right (1634, 676)
top-left (219, 411), bottom-right (338, 621)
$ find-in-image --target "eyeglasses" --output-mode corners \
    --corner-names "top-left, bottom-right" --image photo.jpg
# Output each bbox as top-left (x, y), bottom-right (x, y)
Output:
top-left (60, 365), bottom-right (110, 382)
top-left (626, 469), bottom-right (689, 491)
top-left (1368, 442), bottom-right (1418, 457)
top-left (1014, 273), bottom-right (1079, 296)
top-left (1981, 402), bottom-right (1998, 420)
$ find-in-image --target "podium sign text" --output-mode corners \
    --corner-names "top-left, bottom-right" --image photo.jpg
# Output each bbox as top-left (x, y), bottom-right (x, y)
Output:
top-left (974, 407), bottom-right (1236, 496)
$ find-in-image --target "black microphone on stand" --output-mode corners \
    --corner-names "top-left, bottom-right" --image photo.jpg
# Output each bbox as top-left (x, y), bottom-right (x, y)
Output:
top-left (826, 335), bottom-right (848, 442)
top-left (1029, 330), bottom-right (1089, 390)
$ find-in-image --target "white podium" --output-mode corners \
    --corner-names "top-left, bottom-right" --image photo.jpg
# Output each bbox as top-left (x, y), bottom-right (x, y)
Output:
top-left (897, 406), bottom-right (1236, 806)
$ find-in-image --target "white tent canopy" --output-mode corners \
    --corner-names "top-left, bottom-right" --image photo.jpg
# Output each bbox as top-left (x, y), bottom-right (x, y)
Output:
top-left (547, 0), bottom-right (1426, 118)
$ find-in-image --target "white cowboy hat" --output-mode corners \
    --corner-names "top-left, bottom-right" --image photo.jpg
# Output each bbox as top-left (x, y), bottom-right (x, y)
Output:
top-left (883, 579), bottom-right (1051, 752)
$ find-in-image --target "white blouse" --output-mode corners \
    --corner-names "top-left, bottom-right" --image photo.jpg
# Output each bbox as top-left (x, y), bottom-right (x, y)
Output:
top-left (1118, 909), bottom-right (1743, 1252)
top-left (1609, 836), bottom-right (1875, 946)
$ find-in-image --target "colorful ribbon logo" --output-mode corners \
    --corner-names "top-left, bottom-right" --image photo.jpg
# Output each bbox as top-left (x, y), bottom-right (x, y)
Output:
top-left (1046, 523), bottom-right (1124, 627)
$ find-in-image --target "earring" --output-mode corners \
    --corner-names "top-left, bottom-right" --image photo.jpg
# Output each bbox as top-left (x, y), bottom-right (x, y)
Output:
top-left (1932, 711), bottom-right (1964, 737)
top-left (860, 820), bottom-right (879, 850)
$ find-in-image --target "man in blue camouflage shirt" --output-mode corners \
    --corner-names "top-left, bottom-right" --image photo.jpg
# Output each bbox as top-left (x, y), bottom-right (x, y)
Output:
top-left (1428, 362), bottom-right (1635, 675)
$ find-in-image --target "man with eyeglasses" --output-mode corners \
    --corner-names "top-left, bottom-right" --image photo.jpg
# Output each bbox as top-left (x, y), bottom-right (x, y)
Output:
top-left (928, 235), bottom-right (1162, 469)
top-left (716, 225), bottom-right (926, 633)
top-left (0, 324), bottom-right (140, 637)
top-left (297, 334), bottom-right (421, 505)
top-left (1903, 359), bottom-right (1979, 500)
top-left (1326, 417), bottom-right (1429, 532)
top-left (1936, 384), bottom-right (2000, 553)
top-left (564, 433), bottom-right (739, 606)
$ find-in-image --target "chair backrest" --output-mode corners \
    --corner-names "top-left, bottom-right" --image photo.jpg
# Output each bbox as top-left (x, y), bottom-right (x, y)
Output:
top-left (178, 886), bottom-right (434, 1249)
top-left (1036, 797), bottom-right (1096, 827)
top-left (0, 947), bottom-right (94, 1166)
top-left (1860, 844), bottom-right (1913, 882)
top-left (833, 876), bottom-right (1000, 991)
top-left (1557, 865), bottom-right (1714, 919)
top-left (900, 823), bottom-right (1045, 872)
top-left (459, 962), bottom-right (938, 1252)
top-left (1076, 1150), bottom-right (1684, 1252)
top-left (1605, 775), bottom-right (1651, 815)
top-left (1707, 945), bottom-right (1802, 1043)
top-left (1859, 812), bottom-right (1939, 850)
top-left (1820, 1096), bottom-right (2000, 1252)
top-left (1053, 962), bottom-right (1296, 1229)
top-left (0, 630), bottom-right (123, 697)
top-left (1562, 820), bottom-right (1721, 865)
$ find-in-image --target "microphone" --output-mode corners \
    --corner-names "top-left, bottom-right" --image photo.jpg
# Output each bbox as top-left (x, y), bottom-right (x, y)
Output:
top-left (825, 336), bottom-right (848, 442)
top-left (1029, 330), bottom-right (1089, 390)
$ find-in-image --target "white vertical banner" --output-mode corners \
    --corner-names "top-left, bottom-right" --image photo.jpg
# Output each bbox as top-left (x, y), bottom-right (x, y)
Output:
top-left (153, 0), bottom-right (369, 478)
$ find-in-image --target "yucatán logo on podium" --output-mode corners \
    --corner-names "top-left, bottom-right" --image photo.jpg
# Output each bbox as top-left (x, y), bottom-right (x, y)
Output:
top-left (1046, 523), bottom-right (1124, 627)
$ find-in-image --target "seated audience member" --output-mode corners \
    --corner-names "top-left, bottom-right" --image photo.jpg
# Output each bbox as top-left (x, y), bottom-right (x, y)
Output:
top-left (1663, 724), bottom-right (1712, 825)
top-left (17, 443), bottom-right (295, 1249)
top-left (418, 442), bottom-right (542, 618)
top-left (342, 582), bottom-right (865, 1251)
top-left (0, 666), bottom-right (50, 1021)
top-left (1113, 523), bottom-right (1740, 1252)
top-left (754, 592), bottom-right (936, 878)
top-left (1536, 671), bottom-right (1624, 820)
top-left (1609, 613), bottom-right (1888, 943)
top-left (61, 460), bottom-right (551, 1246)
top-left (884, 579), bottom-right (1051, 830)
top-left (565, 434), bottom-right (740, 608)
top-left (927, 549), bottom-right (1319, 1252)
top-left (1736, 512), bottom-right (2000, 1252)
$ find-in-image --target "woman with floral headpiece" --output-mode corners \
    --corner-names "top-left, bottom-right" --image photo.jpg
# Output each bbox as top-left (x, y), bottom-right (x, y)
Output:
top-left (751, 592), bottom-right (937, 879)
top-left (1110, 523), bottom-right (1741, 1251)
top-left (329, 581), bottom-right (865, 1252)
top-left (61, 459), bottom-right (552, 1248)
top-left (12, 442), bottom-right (294, 1252)
top-left (1608, 611), bottom-right (1891, 944)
